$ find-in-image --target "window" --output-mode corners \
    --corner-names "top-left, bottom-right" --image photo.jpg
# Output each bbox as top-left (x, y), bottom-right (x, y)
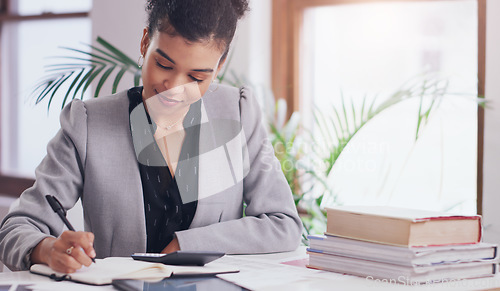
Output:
top-left (272, 0), bottom-right (486, 214)
top-left (0, 0), bottom-right (91, 196)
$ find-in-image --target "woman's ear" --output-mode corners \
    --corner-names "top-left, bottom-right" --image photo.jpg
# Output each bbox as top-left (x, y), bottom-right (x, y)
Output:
top-left (215, 58), bottom-right (227, 78)
top-left (140, 28), bottom-right (150, 56)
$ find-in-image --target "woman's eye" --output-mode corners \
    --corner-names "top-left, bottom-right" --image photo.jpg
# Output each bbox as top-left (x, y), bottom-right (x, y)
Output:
top-left (189, 76), bottom-right (203, 83)
top-left (155, 60), bottom-right (172, 70)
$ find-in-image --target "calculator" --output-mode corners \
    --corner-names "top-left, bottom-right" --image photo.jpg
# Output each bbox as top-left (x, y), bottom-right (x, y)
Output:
top-left (131, 251), bottom-right (225, 266)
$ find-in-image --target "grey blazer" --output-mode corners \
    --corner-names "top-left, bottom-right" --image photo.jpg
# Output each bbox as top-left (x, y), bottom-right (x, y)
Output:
top-left (0, 85), bottom-right (302, 271)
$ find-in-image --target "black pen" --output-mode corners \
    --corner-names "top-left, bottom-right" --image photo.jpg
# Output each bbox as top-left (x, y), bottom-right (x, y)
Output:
top-left (45, 195), bottom-right (96, 263)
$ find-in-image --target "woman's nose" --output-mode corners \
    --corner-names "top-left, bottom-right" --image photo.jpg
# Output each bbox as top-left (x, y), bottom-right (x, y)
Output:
top-left (165, 83), bottom-right (185, 95)
top-left (163, 75), bottom-right (189, 94)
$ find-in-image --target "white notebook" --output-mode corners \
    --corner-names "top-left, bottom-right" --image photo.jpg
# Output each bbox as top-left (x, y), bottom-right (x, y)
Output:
top-left (30, 257), bottom-right (239, 285)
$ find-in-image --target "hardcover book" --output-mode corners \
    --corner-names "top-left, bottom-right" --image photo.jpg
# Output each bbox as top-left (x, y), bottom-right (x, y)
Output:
top-left (326, 206), bottom-right (481, 247)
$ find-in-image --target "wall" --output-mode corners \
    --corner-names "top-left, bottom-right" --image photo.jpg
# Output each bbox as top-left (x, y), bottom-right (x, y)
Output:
top-left (90, 0), bottom-right (147, 94)
top-left (481, 0), bottom-right (500, 244)
top-left (224, 0), bottom-right (272, 89)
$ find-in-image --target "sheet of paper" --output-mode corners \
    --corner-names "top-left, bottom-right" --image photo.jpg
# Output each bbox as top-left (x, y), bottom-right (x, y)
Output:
top-left (216, 255), bottom-right (348, 290)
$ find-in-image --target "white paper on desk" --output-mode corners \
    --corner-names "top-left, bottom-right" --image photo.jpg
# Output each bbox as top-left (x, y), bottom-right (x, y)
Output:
top-left (216, 255), bottom-right (347, 290)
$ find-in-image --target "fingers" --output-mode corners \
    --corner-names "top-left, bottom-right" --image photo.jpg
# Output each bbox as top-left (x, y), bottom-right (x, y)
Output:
top-left (49, 231), bottom-right (96, 272)
top-left (161, 237), bottom-right (180, 254)
top-left (78, 232), bottom-right (96, 259)
top-left (60, 230), bottom-right (96, 260)
top-left (50, 250), bottom-right (83, 273)
top-left (68, 246), bottom-right (93, 267)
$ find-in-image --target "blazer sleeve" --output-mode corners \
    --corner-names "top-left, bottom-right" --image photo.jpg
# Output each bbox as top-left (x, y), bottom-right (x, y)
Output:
top-left (0, 99), bottom-right (87, 271)
top-left (175, 86), bottom-right (303, 254)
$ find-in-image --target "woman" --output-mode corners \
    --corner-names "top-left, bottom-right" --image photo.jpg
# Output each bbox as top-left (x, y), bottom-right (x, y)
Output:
top-left (0, 0), bottom-right (302, 273)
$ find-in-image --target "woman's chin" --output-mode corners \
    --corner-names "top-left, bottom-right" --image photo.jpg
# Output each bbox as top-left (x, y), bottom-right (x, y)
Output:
top-left (147, 99), bottom-right (189, 123)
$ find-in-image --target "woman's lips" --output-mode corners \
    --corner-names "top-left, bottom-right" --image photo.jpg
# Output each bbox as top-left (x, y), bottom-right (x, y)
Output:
top-left (154, 89), bottom-right (183, 107)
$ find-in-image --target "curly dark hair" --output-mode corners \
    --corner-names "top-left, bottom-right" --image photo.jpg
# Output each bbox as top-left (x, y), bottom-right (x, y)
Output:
top-left (146, 0), bottom-right (249, 59)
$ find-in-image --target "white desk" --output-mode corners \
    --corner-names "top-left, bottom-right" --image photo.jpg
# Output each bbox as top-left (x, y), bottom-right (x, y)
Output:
top-left (1, 247), bottom-right (500, 290)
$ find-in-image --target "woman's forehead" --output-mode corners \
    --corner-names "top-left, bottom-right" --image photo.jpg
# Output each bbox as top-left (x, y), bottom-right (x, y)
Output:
top-left (153, 31), bottom-right (223, 59)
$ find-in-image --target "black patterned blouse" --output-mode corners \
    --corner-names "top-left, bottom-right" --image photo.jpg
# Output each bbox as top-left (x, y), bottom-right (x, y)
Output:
top-left (128, 86), bottom-right (199, 253)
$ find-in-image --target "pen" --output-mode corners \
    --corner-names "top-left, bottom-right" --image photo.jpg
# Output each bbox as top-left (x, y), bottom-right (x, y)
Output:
top-left (45, 195), bottom-right (96, 263)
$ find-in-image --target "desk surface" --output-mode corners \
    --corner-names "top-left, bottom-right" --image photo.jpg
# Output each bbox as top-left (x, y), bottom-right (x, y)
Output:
top-left (1, 246), bottom-right (500, 291)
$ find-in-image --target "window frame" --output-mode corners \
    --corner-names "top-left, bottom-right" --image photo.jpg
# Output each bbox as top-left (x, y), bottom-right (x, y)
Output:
top-left (0, 0), bottom-right (89, 197)
top-left (272, 0), bottom-right (486, 214)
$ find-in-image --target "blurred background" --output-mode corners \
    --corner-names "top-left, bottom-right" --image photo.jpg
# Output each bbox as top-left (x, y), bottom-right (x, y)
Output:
top-left (0, 0), bottom-right (499, 259)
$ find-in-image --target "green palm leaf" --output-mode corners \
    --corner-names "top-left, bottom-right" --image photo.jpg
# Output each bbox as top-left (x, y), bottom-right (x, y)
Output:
top-left (312, 75), bottom-right (455, 181)
top-left (30, 36), bottom-right (141, 110)
top-left (62, 68), bottom-right (85, 109)
top-left (48, 72), bottom-right (74, 111)
top-left (96, 37), bottom-right (137, 67)
top-left (95, 65), bottom-right (116, 97)
top-left (81, 65), bottom-right (105, 99)
top-left (73, 66), bottom-right (96, 100)
top-left (112, 67), bottom-right (128, 94)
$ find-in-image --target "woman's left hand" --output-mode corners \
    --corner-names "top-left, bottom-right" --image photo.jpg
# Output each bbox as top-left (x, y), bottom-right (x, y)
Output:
top-left (161, 237), bottom-right (180, 253)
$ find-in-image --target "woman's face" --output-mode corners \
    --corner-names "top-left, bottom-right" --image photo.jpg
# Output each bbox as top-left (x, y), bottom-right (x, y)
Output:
top-left (140, 28), bottom-right (225, 116)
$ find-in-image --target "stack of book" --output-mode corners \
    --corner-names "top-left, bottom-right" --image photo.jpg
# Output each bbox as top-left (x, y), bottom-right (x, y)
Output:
top-left (307, 206), bottom-right (498, 283)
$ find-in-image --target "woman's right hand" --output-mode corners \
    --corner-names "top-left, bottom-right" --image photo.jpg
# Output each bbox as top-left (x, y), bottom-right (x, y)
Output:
top-left (30, 230), bottom-right (96, 273)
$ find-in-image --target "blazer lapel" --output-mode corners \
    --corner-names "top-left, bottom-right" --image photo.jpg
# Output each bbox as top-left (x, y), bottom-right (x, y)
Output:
top-left (190, 99), bottom-right (250, 228)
